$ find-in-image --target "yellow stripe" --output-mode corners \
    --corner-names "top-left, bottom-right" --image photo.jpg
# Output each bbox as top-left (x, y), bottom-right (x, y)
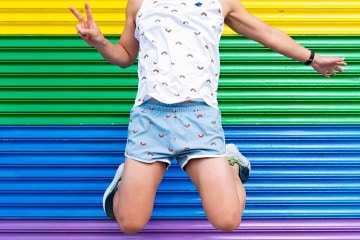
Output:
top-left (1, 0), bottom-right (359, 35)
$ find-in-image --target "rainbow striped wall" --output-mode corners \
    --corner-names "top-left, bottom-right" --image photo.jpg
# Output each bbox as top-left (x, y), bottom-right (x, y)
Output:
top-left (1, 0), bottom-right (360, 239)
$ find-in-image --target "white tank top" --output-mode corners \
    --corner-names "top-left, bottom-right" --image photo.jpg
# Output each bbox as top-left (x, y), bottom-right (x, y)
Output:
top-left (134, 0), bottom-right (224, 109)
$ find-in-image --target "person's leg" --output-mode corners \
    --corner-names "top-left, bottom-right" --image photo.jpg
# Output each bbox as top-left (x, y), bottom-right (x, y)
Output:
top-left (184, 156), bottom-right (246, 231)
top-left (112, 158), bottom-right (167, 234)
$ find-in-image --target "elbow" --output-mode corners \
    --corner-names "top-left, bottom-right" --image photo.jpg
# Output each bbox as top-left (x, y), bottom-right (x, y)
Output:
top-left (113, 43), bottom-right (138, 68)
top-left (119, 65), bottom-right (130, 69)
top-left (118, 60), bottom-right (135, 69)
top-left (118, 52), bottom-right (137, 69)
top-left (107, 56), bottom-right (135, 69)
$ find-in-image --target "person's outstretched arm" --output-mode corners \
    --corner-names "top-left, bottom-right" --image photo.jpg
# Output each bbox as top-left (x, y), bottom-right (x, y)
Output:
top-left (69, 1), bottom-right (139, 68)
top-left (222, 0), bottom-right (347, 78)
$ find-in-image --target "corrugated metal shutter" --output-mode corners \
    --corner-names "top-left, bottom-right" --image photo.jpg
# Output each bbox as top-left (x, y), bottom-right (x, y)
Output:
top-left (1, 219), bottom-right (360, 239)
top-left (1, 0), bottom-right (360, 238)
top-left (1, 0), bottom-right (360, 35)
top-left (1, 125), bottom-right (360, 219)
top-left (1, 35), bottom-right (359, 125)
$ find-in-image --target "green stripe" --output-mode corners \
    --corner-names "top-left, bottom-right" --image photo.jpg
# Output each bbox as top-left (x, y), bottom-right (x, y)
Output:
top-left (0, 35), bottom-right (359, 125)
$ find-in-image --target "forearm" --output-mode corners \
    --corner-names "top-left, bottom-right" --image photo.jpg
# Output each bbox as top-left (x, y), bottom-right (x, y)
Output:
top-left (224, 0), bottom-right (346, 78)
top-left (259, 27), bottom-right (346, 78)
top-left (94, 38), bottom-right (135, 68)
top-left (261, 27), bottom-right (312, 64)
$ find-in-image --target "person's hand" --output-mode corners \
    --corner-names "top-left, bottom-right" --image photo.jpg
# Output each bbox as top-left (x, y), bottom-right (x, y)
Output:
top-left (69, 2), bottom-right (106, 47)
top-left (311, 55), bottom-right (347, 78)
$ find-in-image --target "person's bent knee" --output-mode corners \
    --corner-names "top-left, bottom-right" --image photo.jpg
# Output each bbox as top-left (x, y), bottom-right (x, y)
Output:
top-left (211, 213), bottom-right (242, 232)
top-left (116, 217), bottom-right (146, 234)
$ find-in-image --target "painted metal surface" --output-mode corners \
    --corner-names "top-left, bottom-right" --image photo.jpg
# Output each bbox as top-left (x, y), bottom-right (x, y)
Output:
top-left (1, 125), bottom-right (359, 219)
top-left (1, 219), bottom-right (360, 239)
top-left (1, 0), bottom-right (360, 35)
top-left (1, 1), bottom-right (359, 238)
top-left (0, 36), bottom-right (359, 125)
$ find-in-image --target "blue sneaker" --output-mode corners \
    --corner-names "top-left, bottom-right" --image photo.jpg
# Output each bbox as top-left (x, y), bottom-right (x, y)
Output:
top-left (102, 163), bottom-right (124, 219)
top-left (226, 144), bottom-right (251, 183)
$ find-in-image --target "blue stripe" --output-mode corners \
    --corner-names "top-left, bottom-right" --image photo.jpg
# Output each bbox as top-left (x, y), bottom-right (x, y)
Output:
top-left (1, 125), bottom-right (359, 219)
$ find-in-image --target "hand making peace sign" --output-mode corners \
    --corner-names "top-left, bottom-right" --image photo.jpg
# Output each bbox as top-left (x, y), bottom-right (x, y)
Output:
top-left (69, 2), bottom-right (106, 47)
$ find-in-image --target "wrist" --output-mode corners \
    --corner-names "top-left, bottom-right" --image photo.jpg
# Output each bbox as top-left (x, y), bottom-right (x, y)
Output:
top-left (304, 50), bottom-right (315, 65)
top-left (94, 37), bottom-right (110, 50)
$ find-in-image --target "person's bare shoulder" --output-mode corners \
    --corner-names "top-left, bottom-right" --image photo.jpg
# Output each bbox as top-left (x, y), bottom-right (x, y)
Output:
top-left (219, 0), bottom-right (246, 19)
top-left (126, 0), bottom-right (143, 21)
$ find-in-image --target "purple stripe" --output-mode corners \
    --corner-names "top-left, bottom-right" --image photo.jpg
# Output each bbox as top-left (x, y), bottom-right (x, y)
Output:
top-left (1, 219), bottom-right (360, 239)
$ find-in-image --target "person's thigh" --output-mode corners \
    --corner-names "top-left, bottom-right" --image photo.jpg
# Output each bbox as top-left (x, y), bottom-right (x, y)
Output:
top-left (113, 158), bottom-right (167, 234)
top-left (185, 157), bottom-right (242, 231)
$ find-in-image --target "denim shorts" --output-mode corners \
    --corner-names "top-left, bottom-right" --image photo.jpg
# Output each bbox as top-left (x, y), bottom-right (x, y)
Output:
top-left (124, 100), bottom-right (226, 169)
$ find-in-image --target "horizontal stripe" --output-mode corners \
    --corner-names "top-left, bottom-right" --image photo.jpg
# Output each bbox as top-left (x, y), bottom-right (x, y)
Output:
top-left (0, 219), bottom-right (360, 239)
top-left (0, 0), bottom-right (359, 35)
top-left (0, 36), bottom-right (359, 125)
top-left (0, 125), bottom-right (359, 219)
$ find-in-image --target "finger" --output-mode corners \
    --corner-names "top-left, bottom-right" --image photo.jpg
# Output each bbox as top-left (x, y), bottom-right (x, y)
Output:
top-left (332, 57), bottom-right (347, 66)
top-left (75, 25), bottom-right (86, 37)
top-left (322, 71), bottom-right (330, 79)
top-left (76, 24), bottom-right (91, 36)
top-left (69, 6), bottom-right (86, 23)
top-left (333, 65), bottom-right (343, 73)
top-left (337, 60), bottom-right (347, 66)
top-left (85, 2), bottom-right (94, 21)
top-left (75, 24), bottom-right (83, 34)
top-left (329, 69), bottom-right (337, 76)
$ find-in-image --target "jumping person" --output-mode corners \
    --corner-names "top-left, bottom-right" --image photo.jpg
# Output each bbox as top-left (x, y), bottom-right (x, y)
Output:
top-left (69, 0), bottom-right (346, 234)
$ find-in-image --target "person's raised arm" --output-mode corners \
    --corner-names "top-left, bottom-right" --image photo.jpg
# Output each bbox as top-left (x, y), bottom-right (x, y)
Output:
top-left (69, 1), bottom-right (139, 68)
top-left (222, 0), bottom-right (347, 78)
